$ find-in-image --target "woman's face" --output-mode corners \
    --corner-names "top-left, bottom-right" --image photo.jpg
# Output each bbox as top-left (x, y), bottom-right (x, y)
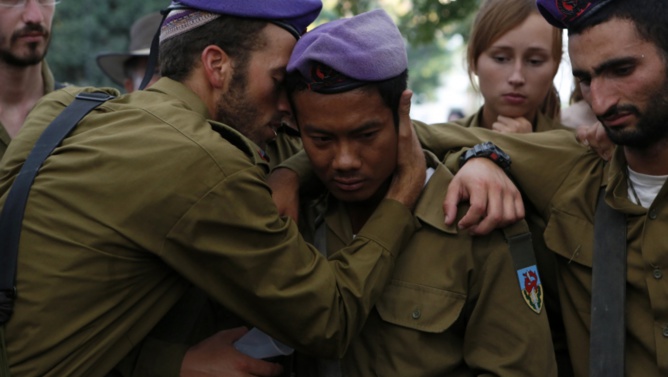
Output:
top-left (475, 13), bottom-right (559, 126)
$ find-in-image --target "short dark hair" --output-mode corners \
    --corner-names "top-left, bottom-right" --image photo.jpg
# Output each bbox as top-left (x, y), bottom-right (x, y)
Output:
top-left (569, 0), bottom-right (668, 60)
top-left (286, 68), bottom-right (409, 129)
top-left (159, 15), bottom-right (267, 82)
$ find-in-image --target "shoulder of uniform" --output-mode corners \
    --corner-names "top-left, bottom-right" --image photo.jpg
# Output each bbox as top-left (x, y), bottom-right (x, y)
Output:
top-left (208, 121), bottom-right (270, 171)
top-left (39, 85), bottom-right (121, 107)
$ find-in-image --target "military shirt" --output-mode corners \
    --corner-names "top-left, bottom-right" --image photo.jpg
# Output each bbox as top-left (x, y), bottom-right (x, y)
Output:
top-left (300, 152), bottom-right (557, 377)
top-left (0, 78), bottom-right (419, 376)
top-left (453, 108), bottom-right (574, 375)
top-left (411, 122), bottom-right (668, 377)
top-left (0, 62), bottom-right (58, 160)
top-left (453, 107), bottom-right (570, 133)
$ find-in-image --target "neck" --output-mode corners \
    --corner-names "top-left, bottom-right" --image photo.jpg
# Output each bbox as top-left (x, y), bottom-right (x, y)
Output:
top-left (480, 106), bottom-right (496, 130)
top-left (0, 61), bottom-right (45, 104)
top-left (0, 61), bottom-right (45, 138)
top-left (624, 139), bottom-right (668, 175)
top-left (343, 181), bottom-right (389, 234)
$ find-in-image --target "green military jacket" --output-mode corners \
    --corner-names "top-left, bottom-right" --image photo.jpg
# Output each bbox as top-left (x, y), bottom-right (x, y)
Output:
top-left (0, 62), bottom-right (58, 160)
top-left (0, 78), bottom-right (419, 376)
top-left (411, 121), bottom-right (668, 377)
top-left (453, 108), bottom-right (573, 375)
top-left (453, 107), bottom-right (569, 133)
top-left (300, 152), bottom-right (557, 377)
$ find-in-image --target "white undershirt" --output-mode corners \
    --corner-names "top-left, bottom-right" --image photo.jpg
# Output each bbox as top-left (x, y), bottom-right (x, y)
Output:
top-left (627, 167), bottom-right (668, 208)
top-left (425, 167), bottom-right (435, 185)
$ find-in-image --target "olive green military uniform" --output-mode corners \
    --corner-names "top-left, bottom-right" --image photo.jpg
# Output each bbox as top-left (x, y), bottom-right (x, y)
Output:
top-left (299, 152), bottom-right (557, 377)
top-left (112, 120), bottom-right (306, 377)
top-left (454, 108), bottom-right (574, 376)
top-left (0, 62), bottom-right (58, 160)
top-left (410, 121), bottom-right (668, 377)
top-left (0, 78), bottom-right (419, 377)
top-left (452, 107), bottom-right (569, 132)
top-left (265, 125), bottom-right (303, 168)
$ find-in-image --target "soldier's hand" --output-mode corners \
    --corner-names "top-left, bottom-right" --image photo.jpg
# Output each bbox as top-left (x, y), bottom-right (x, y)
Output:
top-left (181, 327), bottom-right (283, 377)
top-left (267, 167), bottom-right (301, 223)
top-left (576, 121), bottom-right (613, 161)
top-left (443, 157), bottom-right (524, 235)
top-left (491, 115), bottom-right (533, 133)
top-left (385, 90), bottom-right (426, 210)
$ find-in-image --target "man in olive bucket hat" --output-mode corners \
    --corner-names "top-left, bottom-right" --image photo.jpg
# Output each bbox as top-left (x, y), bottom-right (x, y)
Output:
top-left (96, 12), bottom-right (163, 92)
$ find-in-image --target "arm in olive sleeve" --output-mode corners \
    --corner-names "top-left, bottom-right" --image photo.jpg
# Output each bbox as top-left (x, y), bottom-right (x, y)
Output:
top-left (160, 166), bottom-right (419, 359)
top-left (413, 120), bottom-right (596, 216)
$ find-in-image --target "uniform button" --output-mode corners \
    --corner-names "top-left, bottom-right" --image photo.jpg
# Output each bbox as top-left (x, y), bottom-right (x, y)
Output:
top-left (411, 309), bottom-right (421, 320)
top-left (663, 327), bottom-right (668, 338)
top-left (649, 210), bottom-right (658, 220)
top-left (654, 269), bottom-right (663, 280)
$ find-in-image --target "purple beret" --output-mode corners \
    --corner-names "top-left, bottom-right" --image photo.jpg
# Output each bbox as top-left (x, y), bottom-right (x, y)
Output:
top-left (287, 9), bottom-right (407, 90)
top-left (176, 0), bottom-right (322, 38)
top-left (536, 0), bottom-right (616, 29)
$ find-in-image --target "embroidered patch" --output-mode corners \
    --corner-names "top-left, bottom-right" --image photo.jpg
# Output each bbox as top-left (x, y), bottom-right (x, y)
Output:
top-left (517, 266), bottom-right (543, 314)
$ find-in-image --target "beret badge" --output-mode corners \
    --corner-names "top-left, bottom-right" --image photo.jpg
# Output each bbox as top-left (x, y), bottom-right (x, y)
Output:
top-left (537, 0), bottom-right (615, 29)
top-left (557, 0), bottom-right (592, 19)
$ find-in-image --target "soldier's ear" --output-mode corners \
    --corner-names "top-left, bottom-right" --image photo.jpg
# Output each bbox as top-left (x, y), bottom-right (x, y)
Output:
top-left (201, 45), bottom-right (233, 90)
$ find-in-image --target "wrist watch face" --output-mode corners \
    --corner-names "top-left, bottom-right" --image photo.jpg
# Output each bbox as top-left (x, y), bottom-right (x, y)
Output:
top-left (462, 142), bottom-right (511, 170)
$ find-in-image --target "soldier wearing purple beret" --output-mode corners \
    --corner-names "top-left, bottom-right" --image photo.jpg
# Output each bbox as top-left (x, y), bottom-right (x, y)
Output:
top-left (384, 0), bottom-right (668, 376)
top-left (284, 9), bottom-right (557, 376)
top-left (0, 0), bottom-right (429, 376)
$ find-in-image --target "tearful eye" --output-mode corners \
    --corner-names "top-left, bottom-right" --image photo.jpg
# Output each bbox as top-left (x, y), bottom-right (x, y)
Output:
top-left (361, 131), bottom-right (376, 139)
top-left (614, 65), bottom-right (633, 77)
top-left (577, 77), bottom-right (591, 87)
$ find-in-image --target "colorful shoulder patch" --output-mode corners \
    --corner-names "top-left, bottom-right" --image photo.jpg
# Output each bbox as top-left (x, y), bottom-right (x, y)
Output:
top-left (517, 266), bottom-right (543, 314)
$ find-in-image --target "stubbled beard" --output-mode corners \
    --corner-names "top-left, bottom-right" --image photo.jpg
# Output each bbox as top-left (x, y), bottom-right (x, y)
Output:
top-left (602, 78), bottom-right (668, 149)
top-left (216, 68), bottom-right (271, 150)
top-left (0, 23), bottom-right (49, 67)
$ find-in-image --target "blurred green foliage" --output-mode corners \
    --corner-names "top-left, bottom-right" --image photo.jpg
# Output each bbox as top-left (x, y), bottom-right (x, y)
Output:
top-left (49, 0), bottom-right (166, 88)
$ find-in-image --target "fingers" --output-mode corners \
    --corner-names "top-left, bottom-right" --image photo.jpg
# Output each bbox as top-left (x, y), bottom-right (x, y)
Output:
top-left (399, 89), bottom-right (413, 127)
top-left (576, 121), bottom-right (613, 161)
top-left (266, 168), bottom-right (301, 222)
top-left (443, 180), bottom-right (467, 225)
top-left (219, 326), bottom-right (249, 343)
top-left (493, 116), bottom-right (533, 134)
top-left (244, 357), bottom-right (284, 377)
top-left (443, 158), bottom-right (525, 234)
top-left (386, 90), bottom-right (426, 210)
top-left (456, 192), bottom-right (487, 231)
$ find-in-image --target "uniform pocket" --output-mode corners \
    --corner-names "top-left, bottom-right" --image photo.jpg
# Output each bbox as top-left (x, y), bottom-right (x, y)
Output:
top-left (544, 208), bottom-right (594, 268)
top-left (376, 280), bottom-right (465, 333)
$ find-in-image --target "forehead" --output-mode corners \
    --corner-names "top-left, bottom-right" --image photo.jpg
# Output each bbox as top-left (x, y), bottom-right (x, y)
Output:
top-left (492, 13), bottom-right (554, 50)
top-left (294, 88), bottom-right (390, 130)
top-left (249, 23), bottom-right (296, 67)
top-left (568, 18), bottom-right (655, 72)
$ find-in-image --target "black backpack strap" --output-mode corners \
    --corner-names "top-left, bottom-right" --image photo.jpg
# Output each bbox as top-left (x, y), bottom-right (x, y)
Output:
top-left (590, 188), bottom-right (626, 377)
top-left (0, 92), bottom-right (114, 324)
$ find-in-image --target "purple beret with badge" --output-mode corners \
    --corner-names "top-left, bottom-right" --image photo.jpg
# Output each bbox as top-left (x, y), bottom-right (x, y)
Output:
top-left (176, 0), bottom-right (322, 38)
top-left (536, 0), bottom-right (616, 29)
top-left (287, 9), bottom-right (407, 93)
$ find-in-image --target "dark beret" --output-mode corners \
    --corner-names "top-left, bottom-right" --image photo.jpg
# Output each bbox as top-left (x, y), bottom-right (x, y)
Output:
top-left (536, 0), bottom-right (616, 29)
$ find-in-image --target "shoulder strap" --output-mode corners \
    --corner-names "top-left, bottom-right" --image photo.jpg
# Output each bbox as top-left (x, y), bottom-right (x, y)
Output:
top-left (590, 188), bottom-right (626, 377)
top-left (503, 221), bottom-right (544, 314)
top-left (0, 92), bottom-right (114, 324)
